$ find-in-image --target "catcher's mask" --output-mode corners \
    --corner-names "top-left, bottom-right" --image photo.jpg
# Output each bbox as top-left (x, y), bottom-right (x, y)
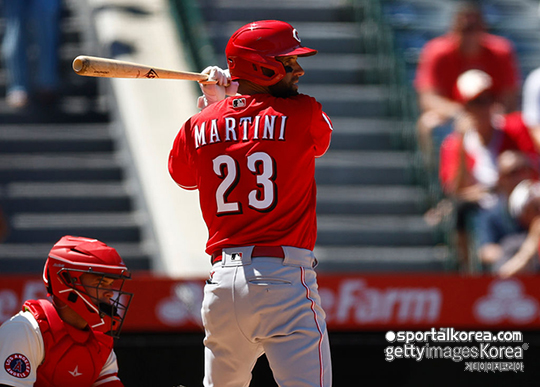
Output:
top-left (43, 235), bottom-right (133, 338)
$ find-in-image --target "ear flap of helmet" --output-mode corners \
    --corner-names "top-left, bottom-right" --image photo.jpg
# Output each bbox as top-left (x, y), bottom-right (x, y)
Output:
top-left (227, 51), bottom-right (286, 86)
top-left (43, 260), bottom-right (53, 296)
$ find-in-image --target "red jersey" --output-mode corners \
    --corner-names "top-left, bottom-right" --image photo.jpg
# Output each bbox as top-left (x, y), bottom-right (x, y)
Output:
top-left (169, 93), bottom-right (333, 254)
top-left (414, 32), bottom-right (520, 100)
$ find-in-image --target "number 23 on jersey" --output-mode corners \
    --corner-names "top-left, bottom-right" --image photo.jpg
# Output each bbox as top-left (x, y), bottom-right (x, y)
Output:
top-left (213, 152), bottom-right (277, 215)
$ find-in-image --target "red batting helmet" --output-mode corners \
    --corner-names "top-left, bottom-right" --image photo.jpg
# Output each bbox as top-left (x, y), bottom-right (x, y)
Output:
top-left (43, 235), bottom-right (133, 338)
top-left (225, 20), bottom-right (317, 86)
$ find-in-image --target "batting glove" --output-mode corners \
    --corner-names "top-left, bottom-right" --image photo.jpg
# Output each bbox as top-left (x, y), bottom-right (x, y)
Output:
top-left (197, 66), bottom-right (239, 110)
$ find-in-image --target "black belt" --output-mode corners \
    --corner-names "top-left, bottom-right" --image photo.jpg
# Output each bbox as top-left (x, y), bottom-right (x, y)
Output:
top-left (211, 246), bottom-right (285, 265)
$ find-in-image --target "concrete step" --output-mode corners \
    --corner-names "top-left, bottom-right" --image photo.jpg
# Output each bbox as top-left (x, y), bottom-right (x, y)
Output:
top-left (209, 21), bottom-right (365, 59)
top-left (299, 53), bottom-right (384, 85)
top-left (316, 185), bottom-right (428, 215)
top-left (313, 245), bottom-right (449, 272)
top-left (0, 124), bottom-right (114, 153)
top-left (0, 153), bottom-right (123, 182)
top-left (0, 242), bottom-right (151, 273)
top-left (200, 0), bottom-right (357, 23)
top-left (300, 84), bottom-right (392, 118)
top-left (315, 150), bottom-right (415, 185)
top-left (316, 214), bottom-right (439, 246)
top-left (0, 96), bottom-right (109, 124)
top-left (329, 117), bottom-right (404, 151)
top-left (7, 212), bottom-right (142, 243)
top-left (2, 182), bottom-right (132, 213)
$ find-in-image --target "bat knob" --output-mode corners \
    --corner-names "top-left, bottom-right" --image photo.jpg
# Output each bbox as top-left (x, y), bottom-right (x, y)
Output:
top-left (72, 56), bottom-right (86, 73)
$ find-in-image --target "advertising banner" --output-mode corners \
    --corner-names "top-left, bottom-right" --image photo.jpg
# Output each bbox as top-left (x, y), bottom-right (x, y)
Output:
top-left (1, 274), bottom-right (539, 331)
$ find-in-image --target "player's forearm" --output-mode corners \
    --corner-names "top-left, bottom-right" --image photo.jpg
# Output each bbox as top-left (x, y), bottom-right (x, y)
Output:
top-left (507, 219), bottom-right (540, 266)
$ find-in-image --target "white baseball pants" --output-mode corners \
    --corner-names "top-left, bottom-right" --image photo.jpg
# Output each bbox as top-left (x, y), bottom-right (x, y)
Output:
top-left (202, 246), bottom-right (332, 387)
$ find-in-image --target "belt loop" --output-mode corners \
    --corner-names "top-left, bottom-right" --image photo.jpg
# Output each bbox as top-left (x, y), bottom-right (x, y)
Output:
top-left (281, 246), bottom-right (316, 268)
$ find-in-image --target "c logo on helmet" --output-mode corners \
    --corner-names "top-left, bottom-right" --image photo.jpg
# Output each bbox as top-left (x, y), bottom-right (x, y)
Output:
top-left (292, 29), bottom-right (301, 43)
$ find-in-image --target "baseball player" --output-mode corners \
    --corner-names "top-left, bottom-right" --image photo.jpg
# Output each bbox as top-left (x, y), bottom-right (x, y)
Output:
top-left (0, 235), bottom-right (133, 387)
top-left (169, 20), bottom-right (333, 387)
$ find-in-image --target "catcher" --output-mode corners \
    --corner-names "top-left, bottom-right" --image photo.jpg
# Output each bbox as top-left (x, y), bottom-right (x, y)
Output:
top-left (0, 235), bottom-right (133, 387)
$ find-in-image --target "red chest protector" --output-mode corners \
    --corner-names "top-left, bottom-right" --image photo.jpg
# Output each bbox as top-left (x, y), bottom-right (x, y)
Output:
top-left (23, 299), bottom-right (114, 387)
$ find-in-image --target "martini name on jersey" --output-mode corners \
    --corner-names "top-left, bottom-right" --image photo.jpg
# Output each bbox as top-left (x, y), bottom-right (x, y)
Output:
top-left (194, 115), bottom-right (288, 149)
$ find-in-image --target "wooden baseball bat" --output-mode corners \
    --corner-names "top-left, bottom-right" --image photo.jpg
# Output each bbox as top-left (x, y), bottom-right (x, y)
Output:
top-left (72, 55), bottom-right (211, 82)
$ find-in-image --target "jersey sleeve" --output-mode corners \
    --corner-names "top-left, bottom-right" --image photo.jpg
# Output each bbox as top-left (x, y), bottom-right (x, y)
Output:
top-left (414, 39), bottom-right (440, 92)
top-left (92, 350), bottom-right (123, 387)
top-left (309, 99), bottom-right (333, 158)
top-left (0, 312), bottom-right (44, 387)
top-left (169, 122), bottom-right (198, 190)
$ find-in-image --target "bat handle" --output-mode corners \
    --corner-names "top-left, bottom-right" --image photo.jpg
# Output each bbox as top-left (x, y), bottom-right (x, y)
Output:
top-left (199, 78), bottom-right (219, 85)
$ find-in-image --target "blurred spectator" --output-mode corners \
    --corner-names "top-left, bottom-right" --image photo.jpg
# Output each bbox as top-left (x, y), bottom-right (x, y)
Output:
top-left (414, 1), bottom-right (520, 165)
top-left (497, 179), bottom-right (540, 278)
top-left (438, 70), bottom-right (534, 271)
top-left (475, 151), bottom-right (537, 272)
top-left (522, 66), bottom-right (540, 152)
top-left (1, 0), bottom-right (62, 109)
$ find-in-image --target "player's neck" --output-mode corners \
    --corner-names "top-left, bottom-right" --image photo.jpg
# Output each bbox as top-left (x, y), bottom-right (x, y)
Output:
top-left (237, 80), bottom-right (270, 95)
top-left (53, 297), bottom-right (89, 330)
top-left (457, 34), bottom-right (482, 56)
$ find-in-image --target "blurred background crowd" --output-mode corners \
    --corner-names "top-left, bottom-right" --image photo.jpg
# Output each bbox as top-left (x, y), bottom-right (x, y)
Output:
top-left (409, 1), bottom-right (540, 277)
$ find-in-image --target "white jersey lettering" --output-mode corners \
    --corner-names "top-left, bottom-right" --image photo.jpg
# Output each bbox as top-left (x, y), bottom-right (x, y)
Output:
top-left (210, 119), bottom-right (220, 144)
top-left (225, 117), bottom-right (237, 141)
top-left (195, 122), bottom-right (206, 148)
top-left (240, 117), bottom-right (251, 141)
top-left (253, 115), bottom-right (261, 140)
top-left (279, 116), bottom-right (287, 140)
top-left (193, 114), bottom-right (289, 149)
top-left (263, 115), bottom-right (276, 140)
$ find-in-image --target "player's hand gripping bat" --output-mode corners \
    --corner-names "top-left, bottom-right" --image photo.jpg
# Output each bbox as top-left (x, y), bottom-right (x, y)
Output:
top-left (72, 55), bottom-right (215, 83)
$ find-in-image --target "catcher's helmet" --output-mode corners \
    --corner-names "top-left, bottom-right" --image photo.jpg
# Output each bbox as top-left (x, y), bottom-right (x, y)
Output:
top-left (226, 20), bottom-right (317, 86)
top-left (43, 235), bottom-right (133, 337)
